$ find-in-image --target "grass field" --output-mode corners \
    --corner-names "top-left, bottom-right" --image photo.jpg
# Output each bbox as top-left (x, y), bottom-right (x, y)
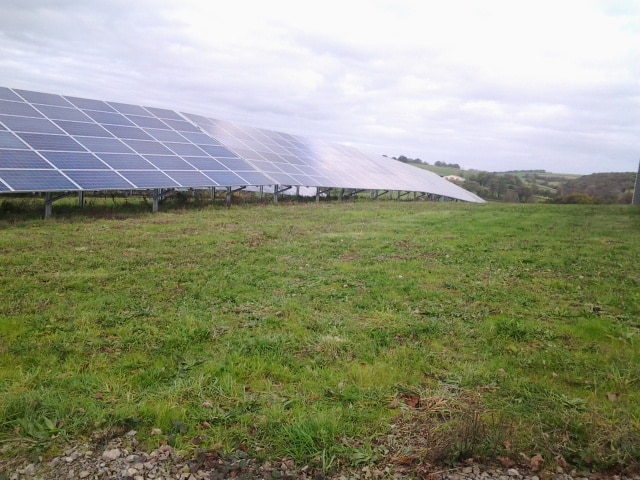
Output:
top-left (1, 198), bottom-right (639, 473)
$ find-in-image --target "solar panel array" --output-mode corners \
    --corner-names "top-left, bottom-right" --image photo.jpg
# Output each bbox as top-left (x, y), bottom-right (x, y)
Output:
top-left (0, 87), bottom-right (484, 203)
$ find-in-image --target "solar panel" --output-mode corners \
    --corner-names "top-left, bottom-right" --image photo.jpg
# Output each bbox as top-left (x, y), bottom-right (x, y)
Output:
top-left (2, 100), bottom-right (45, 118)
top-left (0, 150), bottom-right (53, 168)
top-left (0, 169), bottom-right (77, 191)
top-left (14, 89), bottom-right (71, 107)
top-left (162, 142), bottom-right (206, 156)
top-left (36, 105), bottom-right (93, 122)
top-left (75, 137), bottom-right (133, 153)
top-left (0, 87), bottom-right (485, 203)
top-left (144, 155), bottom-right (194, 170)
top-left (16, 132), bottom-right (86, 152)
top-left (119, 170), bottom-right (179, 188)
top-left (126, 115), bottom-right (169, 130)
top-left (40, 151), bottom-right (109, 170)
top-left (102, 124), bottom-right (154, 141)
top-left (97, 153), bottom-right (154, 170)
top-left (0, 87), bottom-right (22, 102)
top-left (54, 120), bottom-right (113, 137)
top-left (0, 131), bottom-right (28, 149)
top-left (64, 170), bottom-right (134, 190)
top-left (0, 115), bottom-right (63, 134)
top-left (165, 170), bottom-right (214, 187)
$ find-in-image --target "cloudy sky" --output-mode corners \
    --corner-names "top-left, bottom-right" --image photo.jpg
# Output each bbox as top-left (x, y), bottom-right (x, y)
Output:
top-left (1, 0), bottom-right (639, 174)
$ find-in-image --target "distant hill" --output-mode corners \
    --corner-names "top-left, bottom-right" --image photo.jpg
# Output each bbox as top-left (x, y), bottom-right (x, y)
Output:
top-left (552, 172), bottom-right (636, 204)
top-left (390, 155), bottom-right (636, 204)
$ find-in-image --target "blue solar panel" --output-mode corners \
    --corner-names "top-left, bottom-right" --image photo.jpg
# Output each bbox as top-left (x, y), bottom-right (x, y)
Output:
top-left (0, 115), bottom-right (64, 134)
top-left (123, 139), bottom-right (173, 155)
top-left (0, 131), bottom-right (28, 149)
top-left (163, 142), bottom-right (206, 156)
top-left (40, 151), bottom-right (109, 170)
top-left (268, 172), bottom-right (297, 185)
top-left (182, 157), bottom-right (226, 170)
top-left (107, 102), bottom-right (150, 116)
top-left (75, 136), bottom-right (133, 153)
top-left (54, 120), bottom-right (113, 137)
top-left (0, 150), bottom-right (53, 168)
top-left (144, 128), bottom-right (186, 142)
top-left (84, 110), bottom-right (134, 126)
top-left (144, 155), bottom-right (194, 170)
top-left (177, 131), bottom-right (220, 145)
top-left (0, 87), bottom-right (485, 203)
top-left (0, 169), bottom-right (77, 191)
top-left (65, 96), bottom-right (115, 112)
top-left (161, 119), bottom-right (200, 132)
top-left (103, 124), bottom-right (154, 141)
top-left (0, 87), bottom-right (22, 102)
top-left (165, 170), bottom-right (215, 187)
top-left (63, 170), bottom-right (133, 190)
top-left (144, 106), bottom-right (183, 120)
top-left (199, 144), bottom-right (238, 158)
top-left (250, 160), bottom-right (280, 173)
top-left (202, 171), bottom-right (245, 186)
top-left (277, 163), bottom-right (303, 175)
top-left (15, 90), bottom-right (72, 107)
top-left (96, 153), bottom-right (154, 170)
top-left (36, 104), bottom-right (93, 122)
top-left (119, 170), bottom-right (180, 188)
top-left (236, 171), bottom-right (275, 185)
top-left (126, 115), bottom-right (169, 129)
top-left (16, 132), bottom-right (86, 152)
top-left (217, 157), bottom-right (256, 171)
top-left (5, 100), bottom-right (38, 118)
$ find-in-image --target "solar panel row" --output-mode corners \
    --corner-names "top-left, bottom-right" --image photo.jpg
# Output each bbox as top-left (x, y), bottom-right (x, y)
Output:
top-left (0, 87), bottom-right (484, 203)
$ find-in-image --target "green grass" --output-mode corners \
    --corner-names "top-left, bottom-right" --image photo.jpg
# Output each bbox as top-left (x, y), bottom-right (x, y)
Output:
top-left (1, 199), bottom-right (639, 471)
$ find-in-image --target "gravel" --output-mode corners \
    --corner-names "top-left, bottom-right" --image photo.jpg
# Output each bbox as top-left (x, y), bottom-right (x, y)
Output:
top-left (4, 431), bottom-right (639, 480)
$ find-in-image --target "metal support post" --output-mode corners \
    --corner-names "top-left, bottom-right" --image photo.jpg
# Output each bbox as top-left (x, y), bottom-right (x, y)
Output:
top-left (226, 186), bottom-right (232, 207)
top-left (44, 192), bottom-right (52, 219)
top-left (273, 184), bottom-right (279, 203)
top-left (78, 191), bottom-right (84, 208)
top-left (152, 189), bottom-right (160, 213)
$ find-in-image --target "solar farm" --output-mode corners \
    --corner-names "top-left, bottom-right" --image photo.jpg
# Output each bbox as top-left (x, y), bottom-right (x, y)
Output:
top-left (0, 87), bottom-right (482, 217)
top-left (1, 88), bottom-right (639, 476)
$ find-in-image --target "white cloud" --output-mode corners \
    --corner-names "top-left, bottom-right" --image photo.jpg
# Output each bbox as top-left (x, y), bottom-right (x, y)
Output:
top-left (0, 0), bottom-right (638, 174)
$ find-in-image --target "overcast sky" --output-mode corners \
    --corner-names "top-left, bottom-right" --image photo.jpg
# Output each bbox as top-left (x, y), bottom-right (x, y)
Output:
top-left (1, 0), bottom-right (639, 174)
